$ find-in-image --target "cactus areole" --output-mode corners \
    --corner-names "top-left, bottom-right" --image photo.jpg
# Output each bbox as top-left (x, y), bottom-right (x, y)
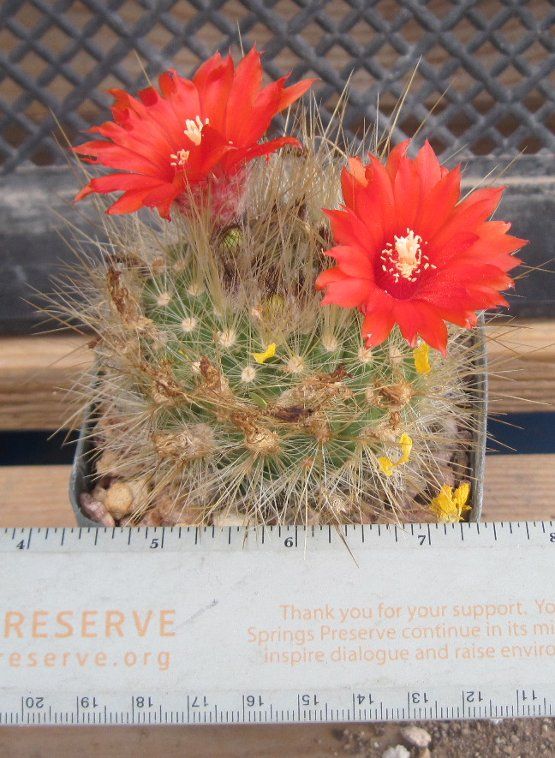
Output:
top-left (66, 49), bottom-right (526, 528)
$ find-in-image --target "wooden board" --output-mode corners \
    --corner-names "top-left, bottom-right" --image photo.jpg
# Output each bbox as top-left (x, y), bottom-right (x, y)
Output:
top-left (0, 721), bottom-right (388, 758)
top-left (0, 334), bottom-right (90, 431)
top-left (0, 320), bottom-right (553, 431)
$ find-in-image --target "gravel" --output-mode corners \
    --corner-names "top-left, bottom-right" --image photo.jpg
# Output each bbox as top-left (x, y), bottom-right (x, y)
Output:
top-left (334, 718), bottom-right (555, 756)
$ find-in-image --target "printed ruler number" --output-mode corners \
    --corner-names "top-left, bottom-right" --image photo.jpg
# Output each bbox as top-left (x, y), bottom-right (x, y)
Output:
top-left (24, 696), bottom-right (44, 709)
top-left (355, 693), bottom-right (375, 705)
top-left (133, 696), bottom-right (154, 709)
top-left (79, 696), bottom-right (99, 709)
top-left (464, 690), bottom-right (484, 703)
top-left (410, 691), bottom-right (429, 705)
top-left (245, 695), bottom-right (263, 707)
top-left (300, 694), bottom-right (319, 707)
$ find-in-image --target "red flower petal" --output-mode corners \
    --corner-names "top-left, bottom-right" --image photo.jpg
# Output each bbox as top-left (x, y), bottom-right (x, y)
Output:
top-left (193, 55), bottom-right (234, 132)
top-left (325, 208), bottom-right (379, 252)
top-left (430, 186), bottom-right (504, 249)
top-left (341, 157), bottom-right (368, 209)
top-left (385, 139), bottom-right (410, 181)
top-left (324, 245), bottom-right (374, 279)
top-left (317, 268), bottom-right (370, 307)
top-left (75, 173), bottom-right (165, 202)
top-left (417, 165), bottom-right (461, 239)
top-left (393, 300), bottom-right (448, 353)
top-left (277, 76), bottom-right (317, 111)
top-left (393, 154), bottom-right (421, 231)
top-left (414, 140), bottom-right (443, 190)
top-left (361, 294), bottom-right (395, 348)
top-left (107, 188), bottom-right (161, 215)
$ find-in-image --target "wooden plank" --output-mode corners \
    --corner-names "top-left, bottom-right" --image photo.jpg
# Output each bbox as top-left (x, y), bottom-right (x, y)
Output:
top-left (0, 465), bottom-right (71, 526)
top-left (487, 319), bottom-right (555, 413)
top-left (0, 455), bottom-right (553, 527)
top-left (483, 454), bottom-right (555, 522)
top-left (0, 334), bottom-right (90, 431)
top-left (0, 320), bottom-right (553, 431)
top-left (0, 721), bottom-right (393, 758)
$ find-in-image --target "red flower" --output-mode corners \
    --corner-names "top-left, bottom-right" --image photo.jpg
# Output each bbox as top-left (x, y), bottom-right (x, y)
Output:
top-left (316, 141), bottom-right (527, 353)
top-left (73, 49), bottom-right (314, 219)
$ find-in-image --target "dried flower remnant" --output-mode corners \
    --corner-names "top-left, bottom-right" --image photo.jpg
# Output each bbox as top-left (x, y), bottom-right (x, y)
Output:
top-left (430, 482), bottom-right (472, 522)
top-left (413, 342), bottom-right (431, 375)
top-left (252, 343), bottom-right (277, 364)
top-left (378, 433), bottom-right (413, 477)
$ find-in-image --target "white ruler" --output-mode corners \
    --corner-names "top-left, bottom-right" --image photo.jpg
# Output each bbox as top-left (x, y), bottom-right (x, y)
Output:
top-left (0, 522), bottom-right (553, 726)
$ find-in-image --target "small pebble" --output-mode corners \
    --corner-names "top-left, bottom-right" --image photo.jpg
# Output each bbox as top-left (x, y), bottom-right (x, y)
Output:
top-left (382, 747), bottom-right (410, 758)
top-left (104, 481), bottom-right (134, 519)
top-left (401, 725), bottom-right (432, 748)
top-left (212, 510), bottom-right (249, 527)
top-left (79, 492), bottom-right (115, 527)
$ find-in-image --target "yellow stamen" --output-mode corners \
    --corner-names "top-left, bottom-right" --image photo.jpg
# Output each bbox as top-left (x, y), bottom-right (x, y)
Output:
top-left (413, 342), bottom-right (431, 374)
top-left (170, 149), bottom-right (190, 167)
top-left (430, 482), bottom-right (472, 522)
top-left (252, 343), bottom-right (277, 364)
top-left (380, 228), bottom-right (436, 284)
top-left (184, 115), bottom-right (209, 146)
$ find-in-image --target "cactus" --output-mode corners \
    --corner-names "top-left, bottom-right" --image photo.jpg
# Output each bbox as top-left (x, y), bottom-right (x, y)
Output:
top-left (57, 113), bottom-right (486, 528)
top-left (56, 50), bottom-right (524, 527)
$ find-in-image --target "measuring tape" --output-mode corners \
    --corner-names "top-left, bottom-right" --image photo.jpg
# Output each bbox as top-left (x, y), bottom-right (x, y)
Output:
top-left (0, 522), bottom-right (553, 726)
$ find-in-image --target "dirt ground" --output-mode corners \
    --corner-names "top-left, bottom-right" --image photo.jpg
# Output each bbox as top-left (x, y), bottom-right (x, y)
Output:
top-left (334, 717), bottom-right (555, 757)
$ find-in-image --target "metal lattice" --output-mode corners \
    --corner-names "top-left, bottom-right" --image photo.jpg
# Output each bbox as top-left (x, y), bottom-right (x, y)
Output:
top-left (1, 0), bottom-right (554, 173)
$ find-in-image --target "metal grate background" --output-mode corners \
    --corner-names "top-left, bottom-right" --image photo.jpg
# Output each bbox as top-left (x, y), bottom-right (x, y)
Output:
top-left (0, 0), bottom-right (554, 174)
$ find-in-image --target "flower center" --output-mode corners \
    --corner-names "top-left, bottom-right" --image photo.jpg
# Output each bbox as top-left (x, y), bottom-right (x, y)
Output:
top-left (170, 116), bottom-right (210, 169)
top-left (380, 228), bottom-right (435, 284)
top-left (184, 115), bottom-right (209, 146)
